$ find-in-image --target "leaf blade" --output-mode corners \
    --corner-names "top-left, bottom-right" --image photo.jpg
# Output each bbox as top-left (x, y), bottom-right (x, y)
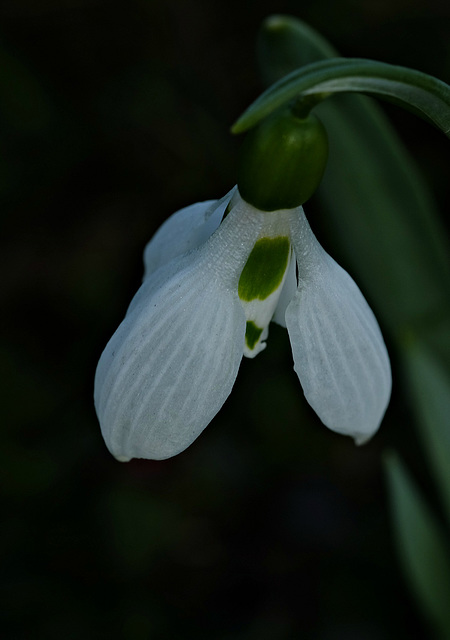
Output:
top-left (402, 341), bottom-right (450, 525)
top-left (384, 452), bottom-right (450, 637)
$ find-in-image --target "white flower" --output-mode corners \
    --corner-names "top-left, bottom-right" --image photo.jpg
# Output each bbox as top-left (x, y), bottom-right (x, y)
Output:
top-left (94, 188), bottom-right (391, 461)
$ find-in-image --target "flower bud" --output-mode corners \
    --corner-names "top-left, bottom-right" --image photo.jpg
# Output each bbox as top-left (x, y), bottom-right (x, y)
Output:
top-left (237, 107), bottom-right (329, 211)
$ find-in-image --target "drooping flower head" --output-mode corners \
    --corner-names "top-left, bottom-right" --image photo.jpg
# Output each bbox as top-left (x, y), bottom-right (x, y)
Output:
top-left (94, 106), bottom-right (391, 461)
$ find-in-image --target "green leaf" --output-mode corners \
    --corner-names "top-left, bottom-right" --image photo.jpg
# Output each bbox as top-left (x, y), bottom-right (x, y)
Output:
top-left (254, 15), bottom-right (450, 338)
top-left (316, 96), bottom-right (450, 335)
top-left (233, 56), bottom-right (450, 137)
top-left (384, 452), bottom-right (450, 638)
top-left (257, 15), bottom-right (338, 82)
top-left (402, 341), bottom-right (450, 525)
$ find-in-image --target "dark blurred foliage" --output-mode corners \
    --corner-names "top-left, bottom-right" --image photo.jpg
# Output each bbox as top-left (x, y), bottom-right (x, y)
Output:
top-left (1, 1), bottom-right (449, 638)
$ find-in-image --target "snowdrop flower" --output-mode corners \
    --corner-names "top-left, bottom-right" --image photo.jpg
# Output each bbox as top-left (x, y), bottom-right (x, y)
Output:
top-left (94, 108), bottom-right (391, 461)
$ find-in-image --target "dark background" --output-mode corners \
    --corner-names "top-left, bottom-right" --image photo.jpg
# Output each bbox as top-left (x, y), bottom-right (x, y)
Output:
top-left (2, 1), bottom-right (449, 638)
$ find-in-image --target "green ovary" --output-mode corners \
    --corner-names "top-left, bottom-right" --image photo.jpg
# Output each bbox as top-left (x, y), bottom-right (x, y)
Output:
top-left (238, 236), bottom-right (290, 301)
top-left (245, 321), bottom-right (263, 350)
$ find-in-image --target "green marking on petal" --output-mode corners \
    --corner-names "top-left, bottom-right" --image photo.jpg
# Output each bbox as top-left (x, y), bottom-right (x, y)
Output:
top-left (238, 236), bottom-right (290, 301)
top-left (245, 321), bottom-right (263, 350)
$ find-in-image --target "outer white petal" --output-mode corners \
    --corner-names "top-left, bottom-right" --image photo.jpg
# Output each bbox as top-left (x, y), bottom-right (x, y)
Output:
top-left (94, 200), bottom-right (263, 461)
top-left (285, 207), bottom-right (391, 444)
top-left (143, 188), bottom-right (235, 278)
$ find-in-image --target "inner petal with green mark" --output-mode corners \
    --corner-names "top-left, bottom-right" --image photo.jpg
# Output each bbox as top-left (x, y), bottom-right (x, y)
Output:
top-left (238, 217), bottom-right (293, 358)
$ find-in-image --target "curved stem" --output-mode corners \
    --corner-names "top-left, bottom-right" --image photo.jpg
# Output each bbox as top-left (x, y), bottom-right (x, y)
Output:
top-left (232, 58), bottom-right (450, 137)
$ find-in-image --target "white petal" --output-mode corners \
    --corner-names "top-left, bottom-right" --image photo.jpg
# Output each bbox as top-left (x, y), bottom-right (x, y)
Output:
top-left (95, 266), bottom-right (245, 460)
top-left (94, 201), bottom-right (263, 461)
top-left (285, 208), bottom-right (391, 444)
top-left (143, 188), bottom-right (235, 278)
